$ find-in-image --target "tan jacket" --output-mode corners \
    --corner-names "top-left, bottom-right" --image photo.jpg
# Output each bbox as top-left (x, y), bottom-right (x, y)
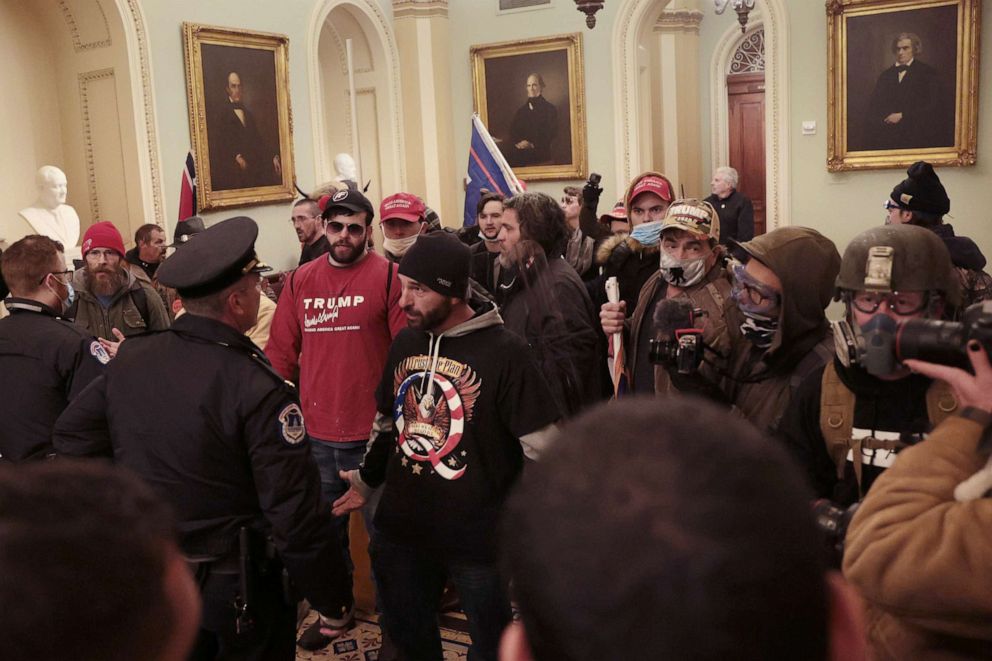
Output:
top-left (844, 415), bottom-right (992, 660)
top-left (246, 295), bottom-right (276, 350)
top-left (627, 264), bottom-right (733, 395)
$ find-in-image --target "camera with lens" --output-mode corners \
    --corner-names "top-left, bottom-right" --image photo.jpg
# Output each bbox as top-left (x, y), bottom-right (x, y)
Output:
top-left (812, 499), bottom-right (860, 569)
top-left (849, 301), bottom-right (992, 377)
top-left (649, 330), bottom-right (705, 374)
top-left (587, 172), bottom-right (602, 187)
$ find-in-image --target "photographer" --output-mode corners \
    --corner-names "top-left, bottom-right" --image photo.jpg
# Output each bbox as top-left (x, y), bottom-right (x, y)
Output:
top-left (843, 342), bottom-right (992, 659)
top-left (599, 199), bottom-right (733, 395)
top-left (780, 224), bottom-right (960, 507)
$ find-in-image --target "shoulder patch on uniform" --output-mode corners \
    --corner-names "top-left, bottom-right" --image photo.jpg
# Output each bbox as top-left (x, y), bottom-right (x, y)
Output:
top-left (89, 340), bottom-right (111, 365)
top-left (278, 403), bottom-right (306, 445)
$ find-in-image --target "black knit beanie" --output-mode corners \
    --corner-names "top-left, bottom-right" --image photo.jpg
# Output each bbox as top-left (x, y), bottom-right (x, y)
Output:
top-left (398, 231), bottom-right (471, 298)
top-left (890, 161), bottom-right (950, 215)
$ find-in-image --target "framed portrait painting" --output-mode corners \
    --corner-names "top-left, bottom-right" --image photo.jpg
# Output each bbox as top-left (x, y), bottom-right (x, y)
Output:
top-left (471, 33), bottom-right (587, 180)
top-left (182, 23), bottom-right (296, 210)
top-left (827, 0), bottom-right (981, 172)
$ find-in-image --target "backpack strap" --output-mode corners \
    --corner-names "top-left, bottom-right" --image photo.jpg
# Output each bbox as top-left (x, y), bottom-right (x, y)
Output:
top-left (386, 260), bottom-right (394, 300)
top-left (129, 285), bottom-right (150, 326)
top-left (820, 361), bottom-right (857, 482)
top-left (926, 379), bottom-right (958, 427)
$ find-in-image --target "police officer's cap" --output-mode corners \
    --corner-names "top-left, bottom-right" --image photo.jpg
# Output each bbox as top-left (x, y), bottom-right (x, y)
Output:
top-left (158, 216), bottom-right (271, 299)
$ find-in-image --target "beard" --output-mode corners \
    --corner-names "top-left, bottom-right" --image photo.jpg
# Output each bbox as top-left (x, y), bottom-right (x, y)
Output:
top-left (85, 267), bottom-right (124, 297)
top-left (404, 297), bottom-right (452, 331)
top-left (331, 239), bottom-right (365, 265)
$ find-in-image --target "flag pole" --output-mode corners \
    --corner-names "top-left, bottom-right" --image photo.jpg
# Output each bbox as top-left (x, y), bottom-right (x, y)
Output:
top-left (346, 39), bottom-right (362, 183)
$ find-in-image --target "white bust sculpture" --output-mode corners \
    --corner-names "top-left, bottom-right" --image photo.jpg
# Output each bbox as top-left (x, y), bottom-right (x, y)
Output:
top-left (19, 166), bottom-right (82, 261)
top-left (333, 153), bottom-right (358, 183)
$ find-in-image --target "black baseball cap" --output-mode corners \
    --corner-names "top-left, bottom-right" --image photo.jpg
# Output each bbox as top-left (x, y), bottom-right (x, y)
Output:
top-left (320, 188), bottom-right (375, 224)
top-left (158, 216), bottom-right (271, 298)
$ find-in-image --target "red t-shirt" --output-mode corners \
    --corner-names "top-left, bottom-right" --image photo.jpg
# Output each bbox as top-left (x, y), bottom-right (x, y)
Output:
top-left (266, 253), bottom-right (405, 442)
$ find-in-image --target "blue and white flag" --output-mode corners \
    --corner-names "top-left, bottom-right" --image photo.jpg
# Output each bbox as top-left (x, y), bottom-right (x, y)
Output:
top-left (463, 114), bottom-right (523, 227)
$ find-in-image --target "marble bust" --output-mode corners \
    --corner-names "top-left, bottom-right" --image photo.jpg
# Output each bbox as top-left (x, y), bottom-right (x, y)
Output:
top-left (333, 152), bottom-right (358, 185)
top-left (19, 166), bottom-right (82, 260)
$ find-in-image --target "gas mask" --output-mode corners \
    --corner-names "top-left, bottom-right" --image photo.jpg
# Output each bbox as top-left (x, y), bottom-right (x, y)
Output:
top-left (659, 250), bottom-right (708, 288)
top-left (832, 313), bottom-right (904, 377)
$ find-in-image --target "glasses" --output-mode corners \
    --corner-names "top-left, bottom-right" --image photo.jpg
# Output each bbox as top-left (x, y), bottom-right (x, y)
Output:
top-left (327, 221), bottom-right (366, 237)
top-left (851, 290), bottom-right (928, 316)
top-left (290, 214), bottom-right (320, 224)
top-left (41, 269), bottom-right (73, 285)
top-left (883, 199), bottom-right (900, 211)
top-left (730, 261), bottom-right (781, 309)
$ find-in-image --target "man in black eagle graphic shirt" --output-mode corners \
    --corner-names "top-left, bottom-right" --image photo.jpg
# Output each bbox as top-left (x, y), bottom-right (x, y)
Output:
top-left (333, 232), bottom-right (560, 661)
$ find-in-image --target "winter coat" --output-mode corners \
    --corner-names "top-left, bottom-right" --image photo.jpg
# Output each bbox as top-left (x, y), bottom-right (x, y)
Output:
top-left (70, 266), bottom-right (170, 341)
top-left (721, 227), bottom-right (841, 433)
top-left (627, 264), bottom-right (734, 395)
top-left (844, 414), bottom-right (992, 660)
top-left (500, 257), bottom-right (603, 417)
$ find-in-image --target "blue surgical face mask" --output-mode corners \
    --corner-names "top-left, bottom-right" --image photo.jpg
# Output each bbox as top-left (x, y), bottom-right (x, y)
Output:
top-left (629, 220), bottom-right (664, 247)
top-left (48, 276), bottom-right (74, 314)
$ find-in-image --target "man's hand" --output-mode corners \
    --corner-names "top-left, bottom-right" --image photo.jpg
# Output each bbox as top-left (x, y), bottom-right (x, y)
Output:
top-left (884, 112), bottom-right (904, 125)
top-left (235, 154), bottom-right (247, 170)
top-left (905, 341), bottom-right (992, 414)
top-left (331, 470), bottom-right (367, 516)
top-left (515, 140), bottom-right (534, 150)
top-left (98, 328), bottom-right (127, 359)
top-left (600, 301), bottom-right (626, 336)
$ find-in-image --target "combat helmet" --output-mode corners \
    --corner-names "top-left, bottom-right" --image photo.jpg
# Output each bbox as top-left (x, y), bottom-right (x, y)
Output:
top-left (835, 224), bottom-right (961, 307)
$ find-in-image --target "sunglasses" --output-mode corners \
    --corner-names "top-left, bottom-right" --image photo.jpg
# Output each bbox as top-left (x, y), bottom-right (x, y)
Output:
top-left (327, 221), bottom-right (366, 237)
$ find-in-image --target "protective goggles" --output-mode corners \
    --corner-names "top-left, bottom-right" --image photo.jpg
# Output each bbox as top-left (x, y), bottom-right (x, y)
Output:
top-left (729, 259), bottom-right (782, 315)
top-left (849, 290), bottom-right (929, 316)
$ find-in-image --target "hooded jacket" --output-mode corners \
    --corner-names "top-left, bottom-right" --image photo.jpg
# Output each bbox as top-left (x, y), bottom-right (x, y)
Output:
top-left (70, 265), bottom-right (171, 341)
top-left (722, 227), bottom-right (841, 433)
top-left (356, 301), bottom-right (560, 561)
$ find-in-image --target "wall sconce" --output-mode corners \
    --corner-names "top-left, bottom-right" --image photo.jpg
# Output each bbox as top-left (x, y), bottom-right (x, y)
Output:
top-left (715, 0), bottom-right (756, 33)
top-left (574, 0), bottom-right (605, 29)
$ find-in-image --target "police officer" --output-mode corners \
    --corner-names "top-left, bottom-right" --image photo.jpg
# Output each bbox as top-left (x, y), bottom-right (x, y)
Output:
top-left (780, 224), bottom-right (961, 507)
top-left (53, 216), bottom-right (353, 660)
top-left (0, 234), bottom-right (107, 462)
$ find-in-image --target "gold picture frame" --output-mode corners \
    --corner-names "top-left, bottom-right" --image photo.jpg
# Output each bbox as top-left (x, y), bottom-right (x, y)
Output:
top-left (827, 0), bottom-right (980, 172)
top-left (471, 33), bottom-right (587, 181)
top-left (182, 22), bottom-right (295, 210)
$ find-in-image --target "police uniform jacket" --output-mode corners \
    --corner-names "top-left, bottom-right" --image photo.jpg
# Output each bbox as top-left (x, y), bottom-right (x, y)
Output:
top-left (52, 312), bottom-right (351, 616)
top-left (0, 298), bottom-right (107, 461)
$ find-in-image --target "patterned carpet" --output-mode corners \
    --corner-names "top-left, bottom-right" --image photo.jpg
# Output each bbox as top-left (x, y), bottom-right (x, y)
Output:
top-left (295, 610), bottom-right (471, 660)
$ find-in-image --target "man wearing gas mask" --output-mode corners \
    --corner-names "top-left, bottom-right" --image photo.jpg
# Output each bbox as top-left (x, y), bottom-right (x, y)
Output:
top-left (599, 199), bottom-right (733, 394)
top-left (779, 224), bottom-right (960, 507)
top-left (715, 227), bottom-right (841, 433)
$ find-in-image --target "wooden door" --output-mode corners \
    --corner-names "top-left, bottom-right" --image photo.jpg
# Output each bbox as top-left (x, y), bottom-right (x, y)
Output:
top-left (727, 72), bottom-right (766, 236)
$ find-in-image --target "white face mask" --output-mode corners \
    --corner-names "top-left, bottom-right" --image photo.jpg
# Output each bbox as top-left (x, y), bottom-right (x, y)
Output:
top-left (659, 250), bottom-right (708, 288)
top-left (383, 233), bottom-right (419, 257)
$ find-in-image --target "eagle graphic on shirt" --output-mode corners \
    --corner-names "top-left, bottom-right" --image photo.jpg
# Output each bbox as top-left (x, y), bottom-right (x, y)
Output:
top-left (391, 355), bottom-right (481, 480)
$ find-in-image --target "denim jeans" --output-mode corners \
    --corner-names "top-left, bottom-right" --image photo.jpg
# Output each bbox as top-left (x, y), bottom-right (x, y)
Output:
top-left (309, 438), bottom-right (381, 608)
top-left (371, 533), bottom-right (511, 661)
